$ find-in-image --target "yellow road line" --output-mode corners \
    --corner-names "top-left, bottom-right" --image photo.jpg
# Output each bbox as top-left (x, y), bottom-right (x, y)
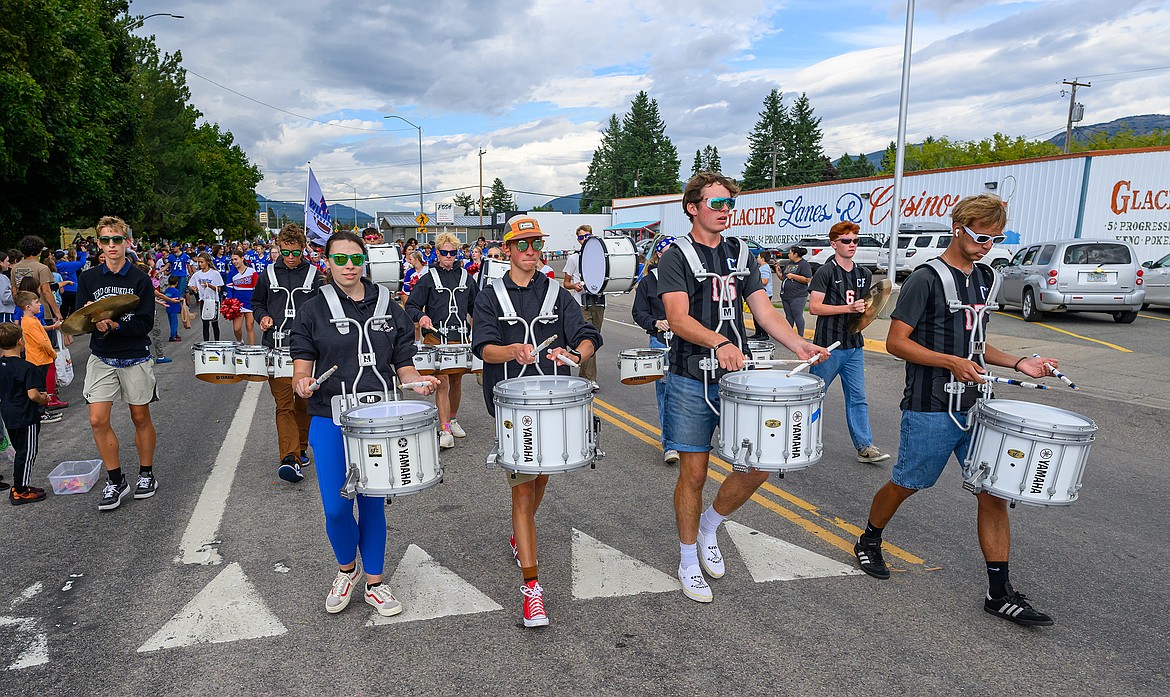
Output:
top-left (992, 311), bottom-right (1132, 353)
top-left (1139, 313), bottom-right (1170, 322)
top-left (744, 317), bottom-right (889, 354)
top-left (593, 397), bottom-right (927, 567)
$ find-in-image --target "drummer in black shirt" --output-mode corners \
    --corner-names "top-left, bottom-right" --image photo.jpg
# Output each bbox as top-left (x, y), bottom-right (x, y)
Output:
top-left (631, 235), bottom-right (677, 464)
top-left (852, 194), bottom-right (1061, 627)
top-left (472, 217), bottom-right (601, 629)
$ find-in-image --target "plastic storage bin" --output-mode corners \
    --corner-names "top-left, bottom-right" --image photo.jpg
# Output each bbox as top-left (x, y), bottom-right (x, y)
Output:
top-left (48, 459), bottom-right (103, 495)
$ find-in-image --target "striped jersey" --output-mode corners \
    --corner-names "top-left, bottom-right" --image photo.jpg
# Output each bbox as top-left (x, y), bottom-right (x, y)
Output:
top-left (809, 256), bottom-right (871, 350)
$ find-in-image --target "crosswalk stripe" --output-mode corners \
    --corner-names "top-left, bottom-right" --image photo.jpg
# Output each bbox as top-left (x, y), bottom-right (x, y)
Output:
top-left (367, 545), bottom-right (503, 626)
top-left (723, 521), bottom-right (863, 582)
top-left (570, 529), bottom-right (679, 600)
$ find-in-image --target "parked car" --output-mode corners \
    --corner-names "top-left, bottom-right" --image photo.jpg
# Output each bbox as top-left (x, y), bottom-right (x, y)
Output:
top-left (1140, 253), bottom-right (1170, 309)
top-left (876, 222), bottom-right (1012, 280)
top-left (996, 239), bottom-right (1145, 323)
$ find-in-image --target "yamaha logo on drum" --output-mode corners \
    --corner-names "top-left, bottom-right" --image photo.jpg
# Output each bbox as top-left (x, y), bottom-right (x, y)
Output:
top-left (522, 416), bottom-right (533, 427)
top-left (1031, 448), bottom-right (1056, 495)
top-left (791, 411), bottom-right (803, 459)
top-left (398, 438), bottom-right (408, 448)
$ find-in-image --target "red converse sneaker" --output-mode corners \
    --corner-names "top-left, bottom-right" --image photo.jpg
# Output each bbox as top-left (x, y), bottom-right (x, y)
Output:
top-left (521, 579), bottom-right (548, 628)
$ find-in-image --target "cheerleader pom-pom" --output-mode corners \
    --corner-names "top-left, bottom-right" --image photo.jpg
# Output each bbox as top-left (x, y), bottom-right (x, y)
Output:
top-left (220, 297), bottom-right (243, 320)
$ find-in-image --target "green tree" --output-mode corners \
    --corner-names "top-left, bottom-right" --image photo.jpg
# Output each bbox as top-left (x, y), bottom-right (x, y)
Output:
top-left (741, 89), bottom-right (789, 190)
top-left (620, 91), bottom-right (681, 198)
top-left (1075, 128), bottom-right (1170, 151)
top-left (691, 145), bottom-right (721, 175)
top-left (486, 178), bottom-right (515, 215)
top-left (580, 114), bottom-right (624, 213)
top-left (787, 93), bottom-right (828, 185)
top-left (836, 152), bottom-right (877, 180)
top-left (453, 192), bottom-right (476, 215)
top-left (878, 141), bottom-right (899, 175)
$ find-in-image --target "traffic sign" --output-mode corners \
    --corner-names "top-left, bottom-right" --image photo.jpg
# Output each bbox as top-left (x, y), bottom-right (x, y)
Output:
top-left (435, 203), bottom-right (455, 224)
top-left (416, 213), bottom-right (429, 226)
top-left (417, 226), bottom-right (427, 235)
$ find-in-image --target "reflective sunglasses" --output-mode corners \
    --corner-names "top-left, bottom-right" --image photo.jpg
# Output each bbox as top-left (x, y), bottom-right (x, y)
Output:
top-left (514, 239), bottom-right (544, 252)
top-left (364, 235), bottom-right (379, 241)
top-left (835, 237), bottom-right (859, 245)
top-left (576, 234), bottom-right (591, 240)
top-left (961, 226), bottom-right (1007, 245)
top-left (329, 253), bottom-right (367, 266)
top-left (279, 249), bottom-right (303, 257)
top-left (99, 235), bottom-right (127, 245)
top-left (486, 253), bottom-right (504, 259)
top-left (703, 197), bottom-right (736, 211)
top-left (437, 249), bottom-right (458, 257)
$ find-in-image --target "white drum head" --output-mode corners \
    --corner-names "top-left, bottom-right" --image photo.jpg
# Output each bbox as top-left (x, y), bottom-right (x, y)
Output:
top-left (980, 399), bottom-right (1094, 428)
top-left (348, 400), bottom-right (431, 420)
top-left (580, 236), bottom-right (636, 295)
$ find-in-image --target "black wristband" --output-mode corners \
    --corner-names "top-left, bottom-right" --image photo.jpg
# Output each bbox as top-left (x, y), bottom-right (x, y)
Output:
top-left (714, 340), bottom-right (733, 351)
top-left (1013, 356), bottom-right (1025, 372)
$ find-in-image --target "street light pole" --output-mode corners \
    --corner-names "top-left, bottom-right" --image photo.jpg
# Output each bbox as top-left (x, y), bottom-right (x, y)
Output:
top-left (343, 184), bottom-right (357, 229)
top-left (384, 115), bottom-right (424, 218)
top-left (128, 12), bottom-right (184, 29)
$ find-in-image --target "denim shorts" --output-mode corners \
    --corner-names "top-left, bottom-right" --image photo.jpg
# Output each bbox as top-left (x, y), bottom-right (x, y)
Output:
top-left (662, 373), bottom-right (720, 452)
top-left (891, 409), bottom-right (973, 490)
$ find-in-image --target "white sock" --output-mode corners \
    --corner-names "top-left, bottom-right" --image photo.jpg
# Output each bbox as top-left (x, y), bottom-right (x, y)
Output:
top-left (699, 506), bottom-right (726, 540)
top-left (680, 542), bottom-right (699, 570)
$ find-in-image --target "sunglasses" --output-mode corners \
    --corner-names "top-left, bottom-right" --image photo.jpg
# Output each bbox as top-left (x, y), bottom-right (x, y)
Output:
top-left (486, 254), bottom-right (503, 259)
top-left (703, 197), bottom-right (736, 211)
top-left (961, 226), bottom-right (1007, 245)
top-left (514, 239), bottom-right (544, 252)
top-left (835, 238), bottom-right (859, 245)
top-left (437, 249), bottom-right (458, 257)
top-left (576, 234), bottom-right (591, 240)
top-left (329, 253), bottom-right (367, 266)
top-left (279, 249), bottom-right (303, 257)
top-left (364, 235), bottom-right (379, 240)
top-left (99, 235), bottom-right (127, 245)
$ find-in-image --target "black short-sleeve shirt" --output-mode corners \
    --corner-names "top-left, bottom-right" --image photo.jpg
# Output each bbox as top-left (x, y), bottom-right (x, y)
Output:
top-left (0, 356), bottom-right (43, 429)
top-left (809, 256), bottom-right (872, 350)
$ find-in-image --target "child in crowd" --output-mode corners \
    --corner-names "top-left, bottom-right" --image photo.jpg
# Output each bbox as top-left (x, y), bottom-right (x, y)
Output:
top-left (0, 322), bottom-right (51, 505)
top-left (16, 291), bottom-right (65, 418)
top-left (164, 275), bottom-right (183, 342)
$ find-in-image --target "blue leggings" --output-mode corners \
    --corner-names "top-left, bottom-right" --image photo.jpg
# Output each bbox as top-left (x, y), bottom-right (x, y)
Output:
top-left (309, 416), bottom-right (387, 575)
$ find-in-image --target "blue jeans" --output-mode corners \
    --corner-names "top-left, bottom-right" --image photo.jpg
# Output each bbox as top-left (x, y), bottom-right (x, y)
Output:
top-left (167, 312), bottom-right (179, 338)
top-left (650, 336), bottom-right (669, 451)
top-left (176, 275), bottom-right (189, 298)
top-left (662, 373), bottom-right (719, 453)
top-left (809, 347), bottom-right (872, 451)
top-left (309, 417), bottom-right (388, 574)
top-left (891, 410), bottom-right (973, 490)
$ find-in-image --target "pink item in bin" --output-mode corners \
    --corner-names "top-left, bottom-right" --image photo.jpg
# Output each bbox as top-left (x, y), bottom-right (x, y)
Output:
top-left (49, 460), bottom-right (103, 495)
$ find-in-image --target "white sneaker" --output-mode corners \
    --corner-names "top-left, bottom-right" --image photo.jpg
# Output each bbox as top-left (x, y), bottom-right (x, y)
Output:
top-left (590, 381), bottom-right (600, 392)
top-left (678, 565), bottom-right (713, 603)
top-left (364, 583), bottom-right (403, 617)
top-left (448, 419), bottom-right (466, 438)
top-left (325, 568), bottom-right (363, 614)
top-left (439, 430), bottom-right (455, 449)
top-left (698, 533), bottom-right (725, 578)
top-left (664, 449), bottom-right (680, 464)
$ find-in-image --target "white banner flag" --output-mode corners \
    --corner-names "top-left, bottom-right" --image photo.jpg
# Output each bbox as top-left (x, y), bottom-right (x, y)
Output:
top-left (304, 167), bottom-right (333, 246)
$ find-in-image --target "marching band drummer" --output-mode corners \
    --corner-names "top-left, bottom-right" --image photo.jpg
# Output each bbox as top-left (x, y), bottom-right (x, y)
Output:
top-left (405, 231), bottom-right (478, 450)
top-left (290, 231), bottom-right (439, 619)
top-left (659, 172), bottom-right (827, 604)
top-left (252, 223), bottom-right (323, 483)
top-left (472, 217), bottom-right (602, 629)
top-left (631, 235), bottom-right (678, 465)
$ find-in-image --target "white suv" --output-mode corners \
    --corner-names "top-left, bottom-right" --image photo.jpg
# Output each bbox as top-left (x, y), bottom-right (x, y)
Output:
top-left (876, 222), bottom-right (1012, 280)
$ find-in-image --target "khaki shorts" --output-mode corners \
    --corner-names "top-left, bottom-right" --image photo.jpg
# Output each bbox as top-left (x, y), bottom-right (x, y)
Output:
top-left (505, 470), bottom-right (542, 488)
top-left (82, 355), bottom-right (159, 406)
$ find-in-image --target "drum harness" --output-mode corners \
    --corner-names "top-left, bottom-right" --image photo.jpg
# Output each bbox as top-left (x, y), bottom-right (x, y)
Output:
top-left (925, 257), bottom-right (1003, 431)
top-left (265, 263), bottom-right (317, 349)
top-left (427, 266), bottom-right (471, 346)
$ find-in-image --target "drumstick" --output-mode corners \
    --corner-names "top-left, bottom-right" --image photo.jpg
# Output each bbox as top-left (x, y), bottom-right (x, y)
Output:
top-left (986, 375), bottom-right (1048, 390)
top-left (554, 353), bottom-right (579, 367)
top-left (533, 334), bottom-right (558, 353)
top-left (399, 381), bottom-right (432, 390)
top-left (786, 341), bottom-right (841, 377)
top-left (1032, 354), bottom-right (1077, 389)
top-left (745, 359), bottom-right (804, 368)
top-left (309, 365), bottom-right (338, 391)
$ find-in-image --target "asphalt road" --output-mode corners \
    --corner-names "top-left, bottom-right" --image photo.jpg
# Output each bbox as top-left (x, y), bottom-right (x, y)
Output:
top-left (0, 292), bottom-right (1166, 696)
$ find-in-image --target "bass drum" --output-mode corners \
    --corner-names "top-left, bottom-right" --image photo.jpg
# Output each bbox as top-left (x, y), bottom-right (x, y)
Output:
top-left (581, 235), bottom-right (637, 295)
top-left (367, 244), bottom-right (403, 291)
top-left (478, 257), bottom-right (510, 289)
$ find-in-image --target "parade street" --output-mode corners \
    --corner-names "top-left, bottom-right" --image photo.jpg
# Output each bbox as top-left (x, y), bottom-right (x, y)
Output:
top-left (1, 294), bottom-right (1167, 696)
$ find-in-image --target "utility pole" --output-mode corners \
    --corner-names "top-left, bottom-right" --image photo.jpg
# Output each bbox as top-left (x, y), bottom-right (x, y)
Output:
top-left (478, 148), bottom-right (487, 230)
top-left (1062, 79), bottom-right (1091, 155)
top-left (767, 142), bottom-right (782, 189)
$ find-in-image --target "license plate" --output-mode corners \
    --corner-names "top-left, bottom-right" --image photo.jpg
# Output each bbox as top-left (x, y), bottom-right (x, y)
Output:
top-left (1086, 272), bottom-right (1108, 282)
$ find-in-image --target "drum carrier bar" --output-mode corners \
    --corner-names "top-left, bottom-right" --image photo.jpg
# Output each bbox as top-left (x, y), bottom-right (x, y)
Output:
top-left (490, 276), bottom-right (565, 380)
top-left (266, 263), bottom-right (317, 349)
top-left (428, 266), bottom-right (471, 346)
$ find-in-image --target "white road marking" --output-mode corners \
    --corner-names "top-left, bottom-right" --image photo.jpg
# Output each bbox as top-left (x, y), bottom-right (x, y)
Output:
top-left (175, 381), bottom-right (263, 565)
top-left (10, 582), bottom-right (42, 609)
top-left (137, 562), bottom-right (286, 652)
top-left (723, 521), bottom-right (862, 582)
top-left (0, 616), bottom-right (47, 670)
top-left (368, 544), bottom-right (502, 626)
top-left (570, 528), bottom-right (679, 600)
top-left (605, 318), bottom-right (641, 330)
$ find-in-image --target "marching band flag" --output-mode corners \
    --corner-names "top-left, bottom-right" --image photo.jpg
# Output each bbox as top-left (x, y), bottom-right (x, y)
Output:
top-left (304, 167), bottom-right (333, 246)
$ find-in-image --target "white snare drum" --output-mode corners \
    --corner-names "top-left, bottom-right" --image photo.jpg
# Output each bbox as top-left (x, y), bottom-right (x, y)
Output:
top-left (437, 345), bottom-right (473, 375)
top-left (493, 375), bottom-right (598, 474)
top-left (962, 399), bottom-right (1096, 507)
top-left (268, 346), bottom-right (293, 379)
top-left (619, 348), bottom-right (666, 385)
top-left (581, 235), bottom-right (637, 295)
top-left (471, 355), bottom-right (483, 375)
top-left (747, 340), bottom-right (775, 362)
top-left (233, 345), bottom-right (271, 382)
top-left (341, 401), bottom-right (442, 497)
top-left (478, 257), bottom-right (510, 289)
top-left (367, 244), bottom-right (403, 291)
top-left (412, 345), bottom-right (437, 375)
top-left (192, 341), bottom-right (240, 384)
top-left (717, 371), bottom-right (825, 473)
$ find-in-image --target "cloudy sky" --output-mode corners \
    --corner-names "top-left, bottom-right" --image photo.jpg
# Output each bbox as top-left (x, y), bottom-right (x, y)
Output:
top-left (132, 0), bottom-right (1170, 215)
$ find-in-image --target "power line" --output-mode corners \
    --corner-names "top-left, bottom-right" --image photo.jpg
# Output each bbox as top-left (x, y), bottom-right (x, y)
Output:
top-left (1075, 65), bottom-right (1170, 80)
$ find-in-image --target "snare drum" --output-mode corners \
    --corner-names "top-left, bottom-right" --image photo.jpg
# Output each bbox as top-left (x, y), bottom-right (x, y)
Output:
top-left (717, 371), bottom-right (825, 472)
top-left (268, 346), bottom-right (293, 379)
top-left (493, 375), bottom-right (598, 474)
top-left (478, 257), bottom-right (510, 289)
top-left (747, 340), bottom-right (774, 362)
top-left (580, 235), bottom-right (637, 294)
top-left (341, 401), bottom-right (442, 497)
top-left (962, 399), bottom-right (1096, 507)
top-left (233, 345), bottom-right (271, 382)
top-left (192, 341), bottom-right (240, 384)
top-left (367, 244), bottom-right (403, 291)
top-left (618, 348), bottom-right (666, 385)
top-left (412, 345), bottom-right (437, 375)
top-left (437, 345), bottom-right (473, 375)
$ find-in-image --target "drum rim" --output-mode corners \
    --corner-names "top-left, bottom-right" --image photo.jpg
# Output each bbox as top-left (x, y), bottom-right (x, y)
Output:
top-left (719, 370), bottom-right (825, 397)
top-left (619, 348), bottom-right (667, 359)
top-left (235, 345), bottom-right (269, 355)
top-left (976, 398), bottom-right (1097, 436)
top-left (493, 374), bottom-right (593, 400)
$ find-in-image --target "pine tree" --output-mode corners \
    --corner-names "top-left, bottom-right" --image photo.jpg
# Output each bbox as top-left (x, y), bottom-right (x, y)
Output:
top-left (620, 91), bottom-right (681, 198)
top-left (691, 145), bottom-right (722, 175)
top-left (787, 93), bottom-right (827, 186)
top-left (879, 141), bottom-right (898, 174)
top-left (452, 192), bottom-right (476, 215)
top-left (580, 114), bottom-right (624, 213)
top-left (741, 89), bottom-right (790, 191)
top-left (691, 149), bottom-right (703, 176)
top-left (486, 178), bottom-right (515, 215)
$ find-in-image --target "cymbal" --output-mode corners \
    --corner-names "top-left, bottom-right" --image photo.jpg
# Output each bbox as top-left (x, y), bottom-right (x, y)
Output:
top-left (847, 278), bottom-right (893, 335)
top-left (61, 294), bottom-right (141, 335)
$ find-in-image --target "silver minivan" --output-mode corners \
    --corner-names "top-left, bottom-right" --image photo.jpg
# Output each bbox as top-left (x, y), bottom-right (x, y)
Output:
top-left (1141, 253), bottom-right (1170, 308)
top-left (997, 239), bottom-right (1145, 323)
